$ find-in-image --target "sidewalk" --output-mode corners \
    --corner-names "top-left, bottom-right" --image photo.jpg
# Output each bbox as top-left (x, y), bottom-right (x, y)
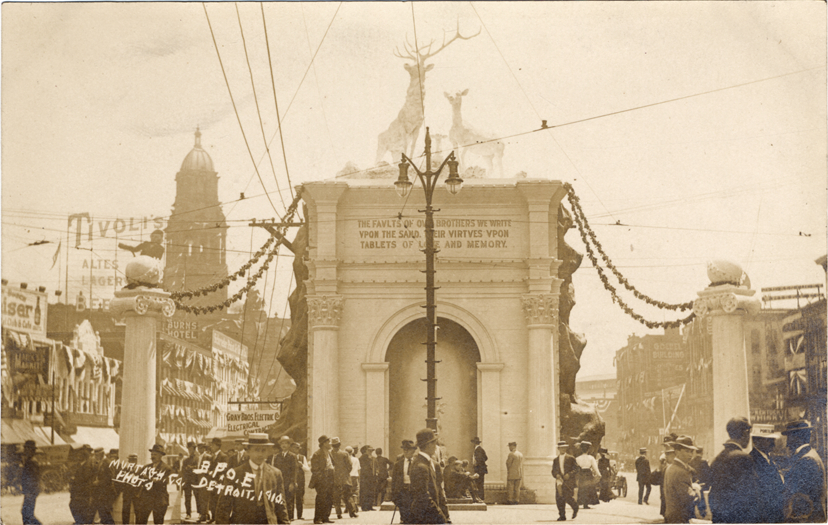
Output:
top-left (1, 488), bottom-right (666, 525)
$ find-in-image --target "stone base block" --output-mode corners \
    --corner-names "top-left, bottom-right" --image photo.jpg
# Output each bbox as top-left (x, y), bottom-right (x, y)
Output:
top-left (380, 501), bottom-right (488, 511)
top-left (522, 456), bottom-right (556, 504)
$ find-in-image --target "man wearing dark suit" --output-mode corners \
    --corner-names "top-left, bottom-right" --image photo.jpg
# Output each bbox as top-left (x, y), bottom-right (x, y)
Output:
top-left (21, 440), bottom-right (42, 525)
top-left (359, 445), bottom-right (377, 511)
top-left (91, 449), bottom-right (119, 524)
top-left (269, 436), bottom-right (298, 520)
top-left (207, 438), bottom-right (229, 523)
top-left (409, 429), bottom-right (449, 524)
top-left (310, 435), bottom-right (335, 524)
top-left (552, 441), bottom-right (579, 521)
top-left (391, 440), bottom-right (418, 524)
top-left (69, 444), bottom-right (96, 525)
top-left (331, 437), bottom-right (357, 519)
top-left (134, 444), bottom-right (172, 524)
top-left (215, 433), bottom-right (289, 524)
top-left (749, 427), bottom-right (785, 524)
top-left (781, 419), bottom-right (826, 523)
top-left (689, 447), bottom-right (711, 487)
top-left (664, 436), bottom-right (701, 524)
top-left (635, 447), bottom-right (652, 505)
top-left (375, 448), bottom-right (393, 506)
top-left (182, 442), bottom-right (199, 520)
top-left (289, 442), bottom-right (307, 521)
top-left (709, 416), bottom-right (760, 524)
top-left (471, 437), bottom-right (488, 500)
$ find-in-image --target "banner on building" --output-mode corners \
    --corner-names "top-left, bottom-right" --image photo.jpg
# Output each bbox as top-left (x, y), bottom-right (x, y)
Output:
top-left (212, 331), bottom-right (248, 361)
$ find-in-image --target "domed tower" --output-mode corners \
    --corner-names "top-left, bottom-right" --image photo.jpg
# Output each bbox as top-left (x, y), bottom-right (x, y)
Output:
top-left (163, 128), bottom-right (229, 305)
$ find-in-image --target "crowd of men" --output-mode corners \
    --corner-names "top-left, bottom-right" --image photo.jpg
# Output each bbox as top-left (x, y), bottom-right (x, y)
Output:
top-left (632, 417), bottom-right (826, 523)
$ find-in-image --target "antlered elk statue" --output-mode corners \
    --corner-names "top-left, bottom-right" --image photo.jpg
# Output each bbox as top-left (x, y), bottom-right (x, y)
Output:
top-left (376, 21), bottom-right (480, 165)
top-left (445, 89), bottom-right (505, 178)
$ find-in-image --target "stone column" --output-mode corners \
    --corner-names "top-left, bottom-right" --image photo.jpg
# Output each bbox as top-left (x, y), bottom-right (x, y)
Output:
top-left (363, 363), bottom-right (389, 450)
top-left (693, 284), bottom-right (760, 448)
top-left (521, 293), bottom-right (558, 503)
top-left (110, 288), bottom-right (175, 465)
top-left (477, 363), bottom-right (504, 483)
top-left (308, 295), bottom-right (342, 445)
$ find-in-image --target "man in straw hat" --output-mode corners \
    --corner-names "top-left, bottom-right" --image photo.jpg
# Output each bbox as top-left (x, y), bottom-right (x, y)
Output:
top-left (664, 436), bottom-right (702, 524)
top-left (134, 444), bottom-right (172, 524)
top-left (708, 416), bottom-right (760, 524)
top-left (781, 419), bottom-right (826, 523)
top-left (552, 440), bottom-right (578, 521)
top-left (749, 424), bottom-right (785, 523)
top-left (310, 435), bottom-right (335, 524)
top-left (215, 433), bottom-right (289, 524)
top-left (408, 429), bottom-right (450, 524)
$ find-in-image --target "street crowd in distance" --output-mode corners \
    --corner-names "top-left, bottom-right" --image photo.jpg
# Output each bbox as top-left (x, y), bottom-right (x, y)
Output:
top-left (624, 417), bottom-right (825, 524)
top-left (16, 417), bottom-right (825, 524)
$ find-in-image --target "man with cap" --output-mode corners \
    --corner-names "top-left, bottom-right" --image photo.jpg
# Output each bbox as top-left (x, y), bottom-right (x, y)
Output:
top-left (330, 437), bottom-right (356, 519)
top-left (708, 416), bottom-right (760, 523)
top-left (310, 435), bottom-right (335, 524)
top-left (471, 437), bottom-right (488, 500)
top-left (552, 441), bottom-right (579, 521)
top-left (659, 436), bottom-right (678, 519)
top-left (69, 444), bottom-right (96, 525)
top-left (20, 440), bottom-right (41, 525)
top-left (505, 442), bottom-right (524, 504)
top-left (781, 419), bottom-right (826, 523)
top-left (289, 442), bottom-right (308, 520)
top-left (269, 436), bottom-right (298, 520)
top-left (122, 454), bottom-right (140, 525)
top-left (206, 437), bottom-right (228, 523)
top-left (134, 444), bottom-right (172, 524)
top-left (749, 424), bottom-right (785, 523)
top-left (664, 436), bottom-right (702, 523)
top-left (391, 440), bottom-right (418, 524)
top-left (635, 447), bottom-right (652, 505)
top-left (409, 429), bottom-right (450, 524)
top-left (575, 441), bottom-right (600, 509)
top-left (215, 433), bottom-right (289, 524)
top-left (91, 449), bottom-right (120, 524)
top-left (359, 445), bottom-right (378, 511)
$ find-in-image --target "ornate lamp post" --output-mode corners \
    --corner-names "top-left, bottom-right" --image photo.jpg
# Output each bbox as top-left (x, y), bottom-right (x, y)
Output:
top-left (394, 127), bottom-right (463, 430)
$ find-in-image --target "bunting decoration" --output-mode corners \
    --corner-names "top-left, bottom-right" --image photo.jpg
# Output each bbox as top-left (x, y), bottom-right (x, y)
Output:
top-left (564, 183), bottom-right (696, 329)
top-left (169, 188), bottom-right (303, 315)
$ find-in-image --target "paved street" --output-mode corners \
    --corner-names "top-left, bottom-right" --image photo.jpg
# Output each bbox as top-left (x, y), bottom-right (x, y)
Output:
top-left (1, 472), bottom-right (667, 525)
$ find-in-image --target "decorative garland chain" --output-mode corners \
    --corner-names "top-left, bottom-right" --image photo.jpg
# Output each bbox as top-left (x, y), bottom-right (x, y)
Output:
top-left (169, 188), bottom-right (303, 315)
top-left (565, 184), bottom-right (694, 329)
top-left (563, 183), bottom-right (694, 312)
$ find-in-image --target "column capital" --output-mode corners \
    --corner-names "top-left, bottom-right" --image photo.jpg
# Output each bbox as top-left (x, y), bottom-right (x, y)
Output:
top-left (522, 293), bottom-right (559, 327)
top-left (693, 285), bottom-right (761, 317)
top-left (110, 288), bottom-right (175, 319)
top-left (308, 295), bottom-right (343, 329)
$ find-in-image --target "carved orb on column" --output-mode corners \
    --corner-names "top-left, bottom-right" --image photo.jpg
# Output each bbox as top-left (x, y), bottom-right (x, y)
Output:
top-left (124, 255), bottom-right (162, 288)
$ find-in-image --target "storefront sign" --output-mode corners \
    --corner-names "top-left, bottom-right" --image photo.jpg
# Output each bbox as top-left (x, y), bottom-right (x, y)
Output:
top-left (225, 408), bottom-right (280, 434)
top-left (2, 286), bottom-right (47, 336)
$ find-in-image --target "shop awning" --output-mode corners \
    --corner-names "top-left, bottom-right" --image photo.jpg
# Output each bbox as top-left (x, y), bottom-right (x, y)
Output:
top-left (65, 426), bottom-right (120, 451)
top-left (1, 418), bottom-right (65, 447)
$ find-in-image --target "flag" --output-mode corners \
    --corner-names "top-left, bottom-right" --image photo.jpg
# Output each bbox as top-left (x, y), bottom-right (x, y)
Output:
top-left (50, 241), bottom-right (61, 270)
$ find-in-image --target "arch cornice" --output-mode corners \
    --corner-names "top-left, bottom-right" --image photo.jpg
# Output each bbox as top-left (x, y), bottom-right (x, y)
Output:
top-left (367, 300), bottom-right (499, 364)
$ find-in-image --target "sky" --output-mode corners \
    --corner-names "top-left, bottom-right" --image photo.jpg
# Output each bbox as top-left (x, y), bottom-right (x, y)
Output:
top-left (2, 1), bottom-right (826, 379)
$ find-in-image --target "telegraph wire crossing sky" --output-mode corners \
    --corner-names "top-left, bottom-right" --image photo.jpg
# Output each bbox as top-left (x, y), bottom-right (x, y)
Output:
top-left (1, 2), bottom-right (825, 378)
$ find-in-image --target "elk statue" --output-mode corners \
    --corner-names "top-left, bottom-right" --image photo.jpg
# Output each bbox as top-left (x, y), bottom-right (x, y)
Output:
top-left (376, 22), bottom-right (480, 165)
top-left (444, 89), bottom-right (505, 178)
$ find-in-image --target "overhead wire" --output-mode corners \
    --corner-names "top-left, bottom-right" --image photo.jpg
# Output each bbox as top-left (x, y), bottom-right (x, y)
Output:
top-left (235, 2), bottom-right (287, 210)
top-left (203, 2), bottom-right (282, 218)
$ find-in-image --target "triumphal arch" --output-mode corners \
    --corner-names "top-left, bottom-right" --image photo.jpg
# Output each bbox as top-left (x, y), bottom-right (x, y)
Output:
top-left (301, 176), bottom-right (566, 502)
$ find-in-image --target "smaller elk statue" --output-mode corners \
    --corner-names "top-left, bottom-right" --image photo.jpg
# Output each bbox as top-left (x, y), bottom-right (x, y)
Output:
top-left (444, 89), bottom-right (505, 178)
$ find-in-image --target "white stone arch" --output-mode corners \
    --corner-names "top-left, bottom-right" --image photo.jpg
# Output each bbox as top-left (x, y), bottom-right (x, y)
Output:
top-left (366, 300), bottom-right (499, 364)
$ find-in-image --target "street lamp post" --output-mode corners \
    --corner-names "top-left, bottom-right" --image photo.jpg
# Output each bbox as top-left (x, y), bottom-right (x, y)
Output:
top-left (394, 127), bottom-right (463, 430)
